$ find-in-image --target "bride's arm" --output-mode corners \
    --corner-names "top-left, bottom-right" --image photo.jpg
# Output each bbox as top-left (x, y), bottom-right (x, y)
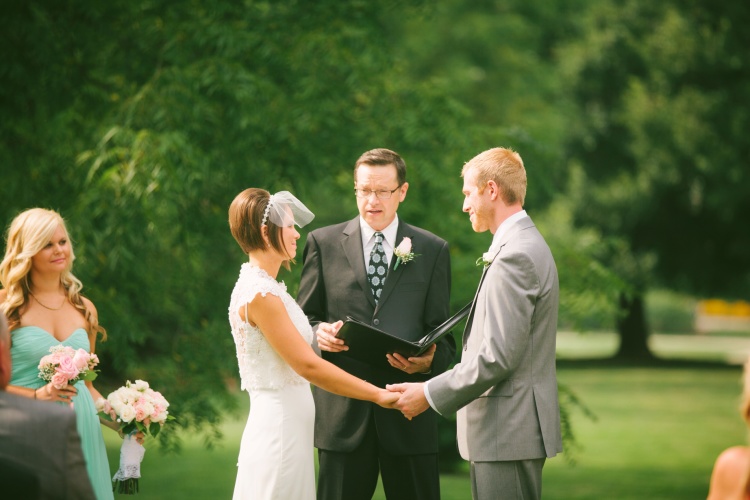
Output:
top-left (244, 295), bottom-right (398, 408)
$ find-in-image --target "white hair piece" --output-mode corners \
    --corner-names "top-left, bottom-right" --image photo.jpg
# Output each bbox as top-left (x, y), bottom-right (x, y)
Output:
top-left (261, 191), bottom-right (314, 228)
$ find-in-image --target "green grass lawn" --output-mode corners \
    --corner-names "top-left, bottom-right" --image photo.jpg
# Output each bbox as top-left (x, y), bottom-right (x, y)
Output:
top-left (104, 336), bottom-right (747, 499)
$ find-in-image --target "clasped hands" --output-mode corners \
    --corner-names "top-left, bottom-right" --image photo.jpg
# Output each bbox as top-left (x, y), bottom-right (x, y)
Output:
top-left (316, 322), bottom-right (433, 420)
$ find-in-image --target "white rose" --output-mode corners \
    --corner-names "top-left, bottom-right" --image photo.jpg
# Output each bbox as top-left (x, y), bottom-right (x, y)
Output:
top-left (94, 398), bottom-right (109, 413)
top-left (140, 400), bottom-right (155, 417)
top-left (132, 380), bottom-right (150, 391)
top-left (119, 404), bottom-right (137, 423)
top-left (125, 387), bottom-right (140, 401)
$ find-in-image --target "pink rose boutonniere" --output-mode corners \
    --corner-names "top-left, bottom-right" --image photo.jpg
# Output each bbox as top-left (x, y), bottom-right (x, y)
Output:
top-left (393, 237), bottom-right (419, 270)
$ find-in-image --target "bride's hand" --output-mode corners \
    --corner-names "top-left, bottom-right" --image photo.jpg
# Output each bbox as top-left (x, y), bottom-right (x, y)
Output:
top-left (375, 389), bottom-right (400, 409)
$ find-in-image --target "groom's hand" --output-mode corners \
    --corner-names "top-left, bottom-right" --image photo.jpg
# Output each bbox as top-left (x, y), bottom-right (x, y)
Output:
top-left (387, 382), bottom-right (429, 420)
top-left (386, 344), bottom-right (436, 374)
top-left (316, 321), bottom-right (347, 353)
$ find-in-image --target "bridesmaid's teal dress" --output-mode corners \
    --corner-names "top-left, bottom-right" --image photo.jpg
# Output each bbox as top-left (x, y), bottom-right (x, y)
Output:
top-left (10, 326), bottom-right (114, 500)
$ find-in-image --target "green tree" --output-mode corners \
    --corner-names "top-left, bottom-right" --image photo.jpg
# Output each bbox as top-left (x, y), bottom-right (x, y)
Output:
top-left (1, 0), bottom-right (481, 447)
top-left (559, 0), bottom-right (750, 357)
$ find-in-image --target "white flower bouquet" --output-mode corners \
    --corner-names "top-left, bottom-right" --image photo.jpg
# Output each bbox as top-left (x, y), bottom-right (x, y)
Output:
top-left (96, 380), bottom-right (174, 494)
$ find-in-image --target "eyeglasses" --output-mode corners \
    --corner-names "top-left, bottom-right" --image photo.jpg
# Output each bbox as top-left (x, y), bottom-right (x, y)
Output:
top-left (353, 186), bottom-right (402, 200)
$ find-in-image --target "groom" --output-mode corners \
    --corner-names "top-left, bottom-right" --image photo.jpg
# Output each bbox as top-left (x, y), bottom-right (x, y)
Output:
top-left (389, 147), bottom-right (562, 499)
top-left (298, 148), bottom-right (455, 500)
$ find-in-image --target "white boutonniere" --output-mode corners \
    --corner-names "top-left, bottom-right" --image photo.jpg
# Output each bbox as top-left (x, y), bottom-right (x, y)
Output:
top-left (476, 252), bottom-right (493, 268)
top-left (393, 237), bottom-right (419, 270)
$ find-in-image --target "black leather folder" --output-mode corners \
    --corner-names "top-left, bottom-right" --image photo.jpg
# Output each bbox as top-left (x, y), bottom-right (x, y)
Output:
top-left (336, 302), bottom-right (472, 365)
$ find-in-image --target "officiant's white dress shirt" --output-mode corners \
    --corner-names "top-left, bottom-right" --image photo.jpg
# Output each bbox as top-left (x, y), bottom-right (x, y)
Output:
top-left (359, 215), bottom-right (399, 266)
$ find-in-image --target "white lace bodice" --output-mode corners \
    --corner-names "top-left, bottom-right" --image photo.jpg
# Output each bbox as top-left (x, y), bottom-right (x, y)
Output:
top-left (228, 263), bottom-right (314, 390)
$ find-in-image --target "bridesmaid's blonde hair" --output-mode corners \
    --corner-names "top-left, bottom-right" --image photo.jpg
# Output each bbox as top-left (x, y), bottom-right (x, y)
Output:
top-left (0, 208), bottom-right (105, 338)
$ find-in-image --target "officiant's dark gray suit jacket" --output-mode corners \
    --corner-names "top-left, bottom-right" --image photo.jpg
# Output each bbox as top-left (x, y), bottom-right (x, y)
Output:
top-left (428, 216), bottom-right (562, 464)
top-left (298, 216), bottom-right (455, 455)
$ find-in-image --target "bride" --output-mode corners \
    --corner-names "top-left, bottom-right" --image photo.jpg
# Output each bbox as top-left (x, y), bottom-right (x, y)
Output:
top-left (227, 188), bottom-right (398, 499)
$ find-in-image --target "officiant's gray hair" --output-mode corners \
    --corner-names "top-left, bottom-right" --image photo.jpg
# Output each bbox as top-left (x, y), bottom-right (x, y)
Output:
top-left (354, 148), bottom-right (407, 186)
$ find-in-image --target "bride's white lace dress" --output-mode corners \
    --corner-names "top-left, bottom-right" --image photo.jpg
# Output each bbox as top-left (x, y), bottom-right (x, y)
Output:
top-left (229, 263), bottom-right (315, 500)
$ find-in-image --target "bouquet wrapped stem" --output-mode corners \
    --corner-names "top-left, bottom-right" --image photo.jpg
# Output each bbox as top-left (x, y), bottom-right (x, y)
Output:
top-left (112, 433), bottom-right (145, 494)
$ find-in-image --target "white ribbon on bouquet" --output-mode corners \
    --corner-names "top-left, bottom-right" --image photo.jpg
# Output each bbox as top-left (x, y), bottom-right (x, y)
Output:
top-left (112, 434), bottom-right (146, 489)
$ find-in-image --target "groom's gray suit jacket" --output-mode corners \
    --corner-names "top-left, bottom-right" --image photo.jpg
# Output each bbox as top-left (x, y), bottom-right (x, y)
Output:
top-left (428, 216), bottom-right (562, 461)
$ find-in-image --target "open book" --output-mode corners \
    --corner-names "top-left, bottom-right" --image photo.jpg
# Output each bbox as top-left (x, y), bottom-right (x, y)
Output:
top-left (335, 302), bottom-right (472, 366)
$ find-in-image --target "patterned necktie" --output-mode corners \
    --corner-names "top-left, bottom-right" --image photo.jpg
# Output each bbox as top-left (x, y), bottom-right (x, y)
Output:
top-left (367, 231), bottom-right (388, 303)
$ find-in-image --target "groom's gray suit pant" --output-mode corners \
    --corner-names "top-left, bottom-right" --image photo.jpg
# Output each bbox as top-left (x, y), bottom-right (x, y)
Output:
top-left (470, 458), bottom-right (545, 500)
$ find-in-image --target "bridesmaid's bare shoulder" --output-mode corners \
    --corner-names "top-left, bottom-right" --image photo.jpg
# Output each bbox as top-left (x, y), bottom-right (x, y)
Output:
top-left (707, 445), bottom-right (750, 500)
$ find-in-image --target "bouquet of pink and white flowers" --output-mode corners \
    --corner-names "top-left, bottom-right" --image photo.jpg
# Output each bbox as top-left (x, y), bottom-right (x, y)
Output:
top-left (96, 380), bottom-right (174, 494)
top-left (38, 345), bottom-right (99, 389)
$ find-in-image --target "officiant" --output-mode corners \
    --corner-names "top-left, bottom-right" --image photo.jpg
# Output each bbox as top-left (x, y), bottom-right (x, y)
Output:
top-left (297, 148), bottom-right (456, 500)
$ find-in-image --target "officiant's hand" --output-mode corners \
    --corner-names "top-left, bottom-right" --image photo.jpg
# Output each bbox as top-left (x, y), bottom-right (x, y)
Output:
top-left (386, 382), bottom-right (430, 420)
top-left (386, 344), bottom-right (435, 374)
top-left (316, 321), bottom-right (348, 353)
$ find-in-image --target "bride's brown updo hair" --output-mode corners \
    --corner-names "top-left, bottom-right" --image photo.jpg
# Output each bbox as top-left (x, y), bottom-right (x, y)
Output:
top-left (229, 188), bottom-right (294, 268)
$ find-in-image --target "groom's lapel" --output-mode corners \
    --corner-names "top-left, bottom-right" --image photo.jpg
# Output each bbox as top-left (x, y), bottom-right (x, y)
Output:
top-left (461, 216), bottom-right (533, 349)
top-left (375, 222), bottom-right (410, 311)
top-left (342, 218), bottom-right (375, 308)
top-left (462, 265), bottom-right (490, 350)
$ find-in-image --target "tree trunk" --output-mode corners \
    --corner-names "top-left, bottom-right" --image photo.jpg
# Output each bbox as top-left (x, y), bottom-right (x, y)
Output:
top-left (615, 291), bottom-right (654, 360)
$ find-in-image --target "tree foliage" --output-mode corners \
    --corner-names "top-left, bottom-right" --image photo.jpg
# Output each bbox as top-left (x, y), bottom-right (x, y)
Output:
top-left (561, 0), bottom-right (750, 298)
top-left (1, 0), bottom-right (485, 447)
top-left (3, 0), bottom-right (681, 456)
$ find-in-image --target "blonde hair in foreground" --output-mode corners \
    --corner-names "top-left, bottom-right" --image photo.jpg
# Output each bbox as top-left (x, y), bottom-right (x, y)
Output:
top-left (0, 208), bottom-right (105, 338)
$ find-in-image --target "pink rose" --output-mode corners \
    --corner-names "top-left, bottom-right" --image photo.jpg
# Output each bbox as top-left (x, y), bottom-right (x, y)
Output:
top-left (95, 398), bottom-right (111, 413)
top-left (88, 354), bottom-right (99, 368)
top-left (395, 237), bottom-right (412, 254)
top-left (56, 357), bottom-right (79, 380)
top-left (393, 237), bottom-right (417, 269)
top-left (71, 349), bottom-right (90, 371)
top-left (51, 372), bottom-right (68, 389)
top-left (135, 406), bottom-right (146, 422)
